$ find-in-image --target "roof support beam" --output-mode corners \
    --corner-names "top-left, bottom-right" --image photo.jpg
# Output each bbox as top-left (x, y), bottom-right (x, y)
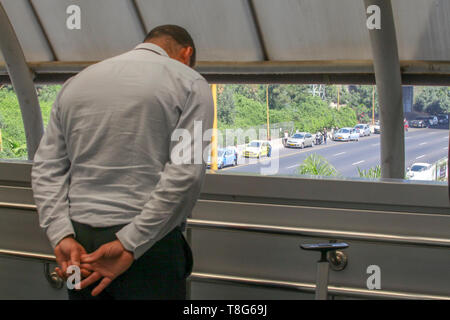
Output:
top-left (0, 3), bottom-right (43, 160)
top-left (247, 0), bottom-right (269, 61)
top-left (2, 60), bottom-right (450, 85)
top-left (130, 0), bottom-right (147, 39)
top-left (28, 0), bottom-right (58, 61)
top-left (364, 0), bottom-right (404, 179)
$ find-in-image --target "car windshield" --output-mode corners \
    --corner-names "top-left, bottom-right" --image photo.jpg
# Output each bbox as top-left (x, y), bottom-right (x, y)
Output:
top-left (411, 165), bottom-right (428, 172)
top-left (355, 125), bottom-right (363, 129)
top-left (292, 134), bottom-right (304, 138)
top-left (338, 129), bottom-right (349, 133)
top-left (248, 142), bottom-right (260, 147)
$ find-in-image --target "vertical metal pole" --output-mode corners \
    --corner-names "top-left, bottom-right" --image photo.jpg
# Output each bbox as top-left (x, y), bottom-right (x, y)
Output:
top-left (0, 3), bottom-right (43, 160)
top-left (372, 85), bottom-right (376, 125)
top-left (315, 253), bottom-right (330, 300)
top-left (210, 84), bottom-right (218, 171)
top-left (266, 85), bottom-right (270, 140)
top-left (364, 0), bottom-right (404, 179)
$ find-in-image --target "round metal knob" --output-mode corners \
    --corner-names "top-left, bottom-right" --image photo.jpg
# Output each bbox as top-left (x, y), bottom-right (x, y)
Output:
top-left (44, 263), bottom-right (64, 289)
top-left (327, 250), bottom-right (348, 271)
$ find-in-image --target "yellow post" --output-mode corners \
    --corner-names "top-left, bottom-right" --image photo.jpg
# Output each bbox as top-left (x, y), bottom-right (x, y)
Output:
top-left (210, 84), bottom-right (218, 171)
top-left (372, 85), bottom-right (376, 125)
top-left (266, 85), bottom-right (270, 141)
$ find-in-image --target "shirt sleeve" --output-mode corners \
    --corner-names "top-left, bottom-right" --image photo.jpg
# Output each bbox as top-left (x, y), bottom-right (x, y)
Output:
top-left (115, 78), bottom-right (214, 259)
top-left (31, 84), bottom-right (75, 249)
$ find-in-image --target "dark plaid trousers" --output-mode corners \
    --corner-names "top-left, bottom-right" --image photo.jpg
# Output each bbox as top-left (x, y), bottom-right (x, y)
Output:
top-left (67, 220), bottom-right (193, 300)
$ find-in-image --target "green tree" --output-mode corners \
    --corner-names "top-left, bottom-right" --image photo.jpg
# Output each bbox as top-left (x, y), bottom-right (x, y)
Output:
top-left (413, 87), bottom-right (450, 114)
top-left (217, 84), bottom-right (236, 126)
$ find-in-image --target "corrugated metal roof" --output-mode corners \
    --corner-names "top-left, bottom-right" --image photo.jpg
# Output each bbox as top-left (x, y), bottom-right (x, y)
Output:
top-left (1, 0), bottom-right (450, 82)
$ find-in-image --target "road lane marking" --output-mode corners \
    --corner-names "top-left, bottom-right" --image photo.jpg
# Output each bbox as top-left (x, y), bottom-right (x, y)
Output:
top-left (352, 160), bottom-right (365, 166)
top-left (287, 164), bottom-right (300, 169)
top-left (419, 142), bottom-right (427, 146)
top-left (333, 152), bottom-right (346, 156)
top-left (371, 143), bottom-right (380, 146)
top-left (221, 142), bottom-right (344, 171)
top-left (416, 155), bottom-right (426, 159)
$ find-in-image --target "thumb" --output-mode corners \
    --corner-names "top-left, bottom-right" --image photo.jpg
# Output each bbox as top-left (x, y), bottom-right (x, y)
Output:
top-left (81, 247), bottom-right (105, 263)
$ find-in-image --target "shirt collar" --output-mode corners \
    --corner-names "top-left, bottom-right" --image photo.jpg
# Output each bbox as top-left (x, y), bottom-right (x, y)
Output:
top-left (133, 43), bottom-right (169, 57)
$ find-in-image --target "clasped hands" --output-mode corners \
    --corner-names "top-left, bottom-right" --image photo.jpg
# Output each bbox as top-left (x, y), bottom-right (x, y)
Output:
top-left (54, 236), bottom-right (134, 296)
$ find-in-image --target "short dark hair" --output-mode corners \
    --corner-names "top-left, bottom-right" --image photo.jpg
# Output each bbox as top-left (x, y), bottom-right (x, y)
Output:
top-left (144, 25), bottom-right (196, 67)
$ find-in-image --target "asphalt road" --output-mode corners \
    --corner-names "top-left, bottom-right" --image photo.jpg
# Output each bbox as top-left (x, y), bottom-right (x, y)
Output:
top-left (218, 128), bottom-right (449, 177)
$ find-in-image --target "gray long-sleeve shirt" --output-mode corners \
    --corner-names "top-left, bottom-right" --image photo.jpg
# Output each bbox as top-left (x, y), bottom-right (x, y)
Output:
top-left (31, 43), bottom-right (214, 259)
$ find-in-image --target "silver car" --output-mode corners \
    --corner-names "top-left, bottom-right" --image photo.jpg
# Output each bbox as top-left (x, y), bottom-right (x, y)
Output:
top-left (285, 132), bottom-right (314, 148)
top-left (354, 124), bottom-right (371, 137)
top-left (333, 128), bottom-right (359, 142)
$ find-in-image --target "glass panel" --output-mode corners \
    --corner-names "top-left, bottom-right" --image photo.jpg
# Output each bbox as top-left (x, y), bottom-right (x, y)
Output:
top-left (211, 84), bottom-right (449, 183)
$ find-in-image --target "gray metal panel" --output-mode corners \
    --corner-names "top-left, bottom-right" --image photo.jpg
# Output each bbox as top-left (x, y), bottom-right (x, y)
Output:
top-left (1, 161), bottom-right (449, 298)
top-left (252, 0), bottom-right (372, 60)
top-left (191, 229), bottom-right (450, 296)
top-left (393, 0), bottom-right (450, 61)
top-left (135, 0), bottom-right (263, 61)
top-left (0, 207), bottom-right (52, 254)
top-left (30, 0), bottom-right (144, 61)
top-left (190, 281), bottom-right (313, 300)
top-left (0, 0), bottom-right (53, 63)
top-left (0, 256), bottom-right (67, 299)
top-left (193, 200), bottom-right (450, 239)
top-left (201, 173), bottom-right (450, 210)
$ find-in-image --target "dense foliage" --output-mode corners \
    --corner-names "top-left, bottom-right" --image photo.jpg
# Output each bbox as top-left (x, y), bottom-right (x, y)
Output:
top-left (0, 85), bottom-right (59, 159)
top-left (413, 87), bottom-right (450, 115)
top-left (217, 84), bottom-right (359, 134)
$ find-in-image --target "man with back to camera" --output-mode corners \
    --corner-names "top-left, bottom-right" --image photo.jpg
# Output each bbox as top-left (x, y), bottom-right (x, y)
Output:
top-left (31, 25), bottom-right (214, 299)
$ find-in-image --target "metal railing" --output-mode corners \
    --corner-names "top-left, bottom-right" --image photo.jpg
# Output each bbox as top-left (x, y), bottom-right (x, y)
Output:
top-left (187, 219), bottom-right (450, 249)
top-left (1, 201), bottom-right (449, 249)
top-left (189, 272), bottom-right (450, 300)
top-left (0, 248), bottom-right (449, 300)
top-left (1, 201), bottom-right (450, 299)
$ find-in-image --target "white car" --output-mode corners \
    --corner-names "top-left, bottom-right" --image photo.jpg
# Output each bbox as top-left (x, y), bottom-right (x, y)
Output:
top-left (354, 124), bottom-right (371, 137)
top-left (285, 132), bottom-right (314, 148)
top-left (406, 163), bottom-right (434, 181)
top-left (333, 128), bottom-right (359, 142)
